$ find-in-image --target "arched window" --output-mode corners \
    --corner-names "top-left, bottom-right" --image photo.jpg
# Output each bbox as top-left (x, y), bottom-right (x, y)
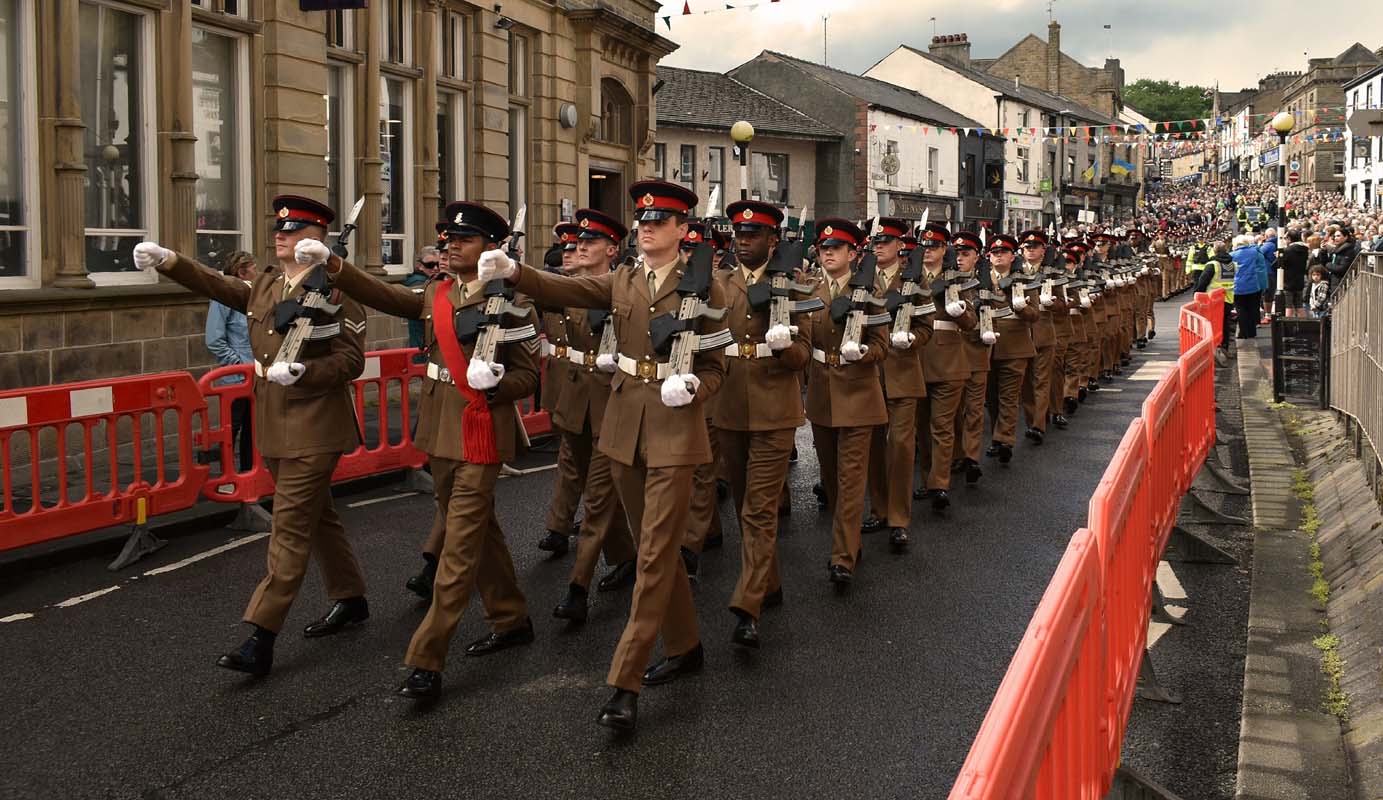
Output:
top-left (599, 77), bottom-right (633, 146)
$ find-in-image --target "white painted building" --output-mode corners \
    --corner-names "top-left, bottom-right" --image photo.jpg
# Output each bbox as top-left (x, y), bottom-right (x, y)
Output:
top-left (1344, 65), bottom-right (1383, 210)
top-left (866, 108), bottom-right (961, 222)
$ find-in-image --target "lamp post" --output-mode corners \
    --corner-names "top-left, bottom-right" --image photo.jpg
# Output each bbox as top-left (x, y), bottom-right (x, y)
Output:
top-left (1270, 111), bottom-right (1295, 316)
top-left (731, 120), bottom-right (755, 203)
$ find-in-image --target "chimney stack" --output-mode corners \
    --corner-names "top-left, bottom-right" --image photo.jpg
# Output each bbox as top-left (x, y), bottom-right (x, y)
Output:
top-left (929, 33), bottom-right (972, 68)
top-left (1047, 21), bottom-right (1061, 92)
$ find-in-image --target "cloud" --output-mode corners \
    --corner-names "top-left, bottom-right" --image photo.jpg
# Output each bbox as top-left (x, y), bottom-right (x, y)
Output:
top-left (659, 0), bottom-right (1383, 91)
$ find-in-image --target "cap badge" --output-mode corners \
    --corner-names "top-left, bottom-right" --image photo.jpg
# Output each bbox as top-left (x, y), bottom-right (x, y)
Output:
top-left (642, 193), bottom-right (655, 207)
top-left (822, 226), bottom-right (834, 236)
top-left (742, 209), bottom-right (754, 221)
top-left (579, 218), bottom-right (590, 228)
top-left (277, 207), bottom-right (290, 219)
top-left (454, 211), bottom-right (465, 225)
top-left (688, 231), bottom-right (699, 240)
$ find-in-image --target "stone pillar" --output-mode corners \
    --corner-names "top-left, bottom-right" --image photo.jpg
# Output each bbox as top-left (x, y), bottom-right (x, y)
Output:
top-left (414, 0), bottom-right (442, 238)
top-left (358, 1), bottom-right (384, 274)
top-left (475, 7), bottom-right (512, 213)
top-left (50, 0), bottom-right (94, 288)
top-left (160, 1), bottom-right (197, 259)
top-left (260, 3), bottom-right (329, 253)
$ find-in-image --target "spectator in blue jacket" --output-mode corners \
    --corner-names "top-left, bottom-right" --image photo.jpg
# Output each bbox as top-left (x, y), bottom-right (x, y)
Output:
top-left (205, 251), bottom-right (257, 474)
top-left (1258, 229), bottom-right (1279, 311)
top-left (1231, 235), bottom-right (1268, 339)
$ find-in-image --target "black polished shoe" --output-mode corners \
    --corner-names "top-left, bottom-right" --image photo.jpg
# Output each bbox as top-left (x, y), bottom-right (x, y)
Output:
top-left (303, 597), bottom-right (369, 638)
top-left (216, 628), bottom-right (274, 676)
top-left (553, 584), bottom-right (589, 623)
top-left (1051, 413), bottom-right (1069, 430)
top-left (397, 668), bottom-right (441, 700)
top-left (597, 689), bottom-right (638, 731)
top-left (1025, 427), bottom-right (1045, 445)
top-left (731, 612), bottom-right (760, 649)
top-left (860, 514), bottom-right (887, 533)
top-left (1113, 364), bottom-right (1124, 375)
top-left (986, 442), bottom-right (1013, 463)
top-left (702, 534), bottom-right (724, 551)
top-left (1087, 379), bottom-right (1101, 392)
top-left (889, 527), bottom-right (909, 552)
top-left (763, 587), bottom-right (784, 609)
top-left (464, 618), bottom-right (535, 656)
top-left (1148, 329), bottom-right (1157, 340)
top-left (1078, 386), bottom-right (1089, 402)
top-left (1136, 338), bottom-right (1147, 349)
top-left (930, 490), bottom-right (950, 514)
top-left (405, 555), bottom-right (437, 600)
top-left (789, 445), bottom-right (799, 463)
top-left (596, 560), bottom-right (636, 592)
top-left (828, 564), bottom-right (853, 585)
top-left (537, 530), bottom-right (570, 556)
top-left (680, 547), bottom-right (700, 581)
top-left (964, 459), bottom-right (983, 484)
top-left (642, 643), bottom-right (704, 686)
top-left (950, 458), bottom-right (966, 473)
top-left (912, 486), bottom-right (926, 500)
top-left (812, 482), bottom-right (829, 510)
top-left (1064, 397), bottom-right (1079, 415)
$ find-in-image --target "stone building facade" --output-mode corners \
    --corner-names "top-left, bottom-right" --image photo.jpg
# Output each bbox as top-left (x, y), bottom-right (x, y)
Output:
top-left (1280, 44), bottom-right (1382, 193)
top-left (0, 0), bottom-right (673, 391)
top-left (978, 21), bottom-right (1125, 119)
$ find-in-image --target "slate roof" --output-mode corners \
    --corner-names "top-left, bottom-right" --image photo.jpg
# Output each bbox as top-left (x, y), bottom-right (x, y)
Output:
top-left (890, 45), bottom-right (1120, 126)
top-left (752, 50), bottom-right (988, 130)
top-left (655, 66), bottom-right (842, 140)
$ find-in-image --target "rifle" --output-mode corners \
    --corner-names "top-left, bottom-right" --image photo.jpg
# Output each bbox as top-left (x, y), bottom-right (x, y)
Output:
top-left (330, 196), bottom-right (365, 259)
top-left (271, 265), bottom-right (341, 364)
top-left (886, 244), bottom-right (932, 339)
top-left (649, 243), bottom-right (733, 375)
top-left (829, 252), bottom-right (890, 352)
top-left (747, 241), bottom-right (823, 333)
top-left (456, 205), bottom-right (538, 360)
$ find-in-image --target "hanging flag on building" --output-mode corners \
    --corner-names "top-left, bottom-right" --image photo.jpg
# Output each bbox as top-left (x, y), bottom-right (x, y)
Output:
top-left (1110, 159), bottom-right (1135, 176)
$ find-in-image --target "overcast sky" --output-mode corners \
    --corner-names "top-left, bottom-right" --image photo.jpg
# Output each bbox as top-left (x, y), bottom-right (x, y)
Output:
top-left (659, 0), bottom-right (1383, 92)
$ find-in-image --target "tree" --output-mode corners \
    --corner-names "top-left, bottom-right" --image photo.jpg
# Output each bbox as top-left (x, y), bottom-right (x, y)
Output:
top-left (1125, 79), bottom-right (1213, 122)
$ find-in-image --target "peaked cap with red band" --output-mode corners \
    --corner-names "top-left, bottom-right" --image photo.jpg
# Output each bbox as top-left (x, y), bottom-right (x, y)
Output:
top-left (272, 195), bottom-right (335, 232)
top-left (682, 221), bottom-right (709, 248)
top-left (814, 217), bottom-right (864, 248)
top-left (554, 222), bottom-right (581, 250)
top-left (575, 208), bottom-right (628, 244)
top-left (919, 221), bottom-right (951, 246)
top-left (725, 200), bottom-right (785, 230)
top-left (988, 233), bottom-right (1019, 252)
top-left (952, 230), bottom-right (983, 250)
top-left (629, 180), bottom-right (698, 222)
top-left (872, 217), bottom-right (911, 241)
top-left (435, 221), bottom-right (449, 245)
top-left (1018, 229), bottom-right (1049, 247)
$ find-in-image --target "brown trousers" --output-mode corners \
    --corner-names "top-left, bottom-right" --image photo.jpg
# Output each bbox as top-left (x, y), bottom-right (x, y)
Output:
top-left (1062, 339), bottom-right (1088, 400)
top-left (559, 426), bottom-right (637, 590)
top-left (1048, 341), bottom-right (1068, 416)
top-left (986, 358), bottom-right (1028, 446)
top-left (607, 452), bottom-right (700, 692)
top-left (720, 427), bottom-right (794, 619)
top-left (918, 380), bottom-right (964, 491)
top-left (244, 453), bottom-right (366, 633)
top-left (544, 431), bottom-right (583, 536)
top-left (1021, 345), bottom-right (1056, 432)
top-left (869, 397), bottom-right (918, 528)
top-left (404, 458), bottom-right (529, 671)
top-left (955, 369), bottom-right (989, 462)
top-left (683, 420), bottom-right (724, 554)
top-left (812, 423), bottom-right (871, 571)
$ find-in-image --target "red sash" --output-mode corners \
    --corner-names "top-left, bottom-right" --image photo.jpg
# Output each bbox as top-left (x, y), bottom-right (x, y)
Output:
top-left (430, 280), bottom-right (500, 464)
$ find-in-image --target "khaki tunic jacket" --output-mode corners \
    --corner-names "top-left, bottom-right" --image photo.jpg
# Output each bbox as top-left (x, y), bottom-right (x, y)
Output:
top-left (329, 261), bottom-right (539, 463)
top-left (991, 278), bottom-right (1041, 361)
top-left (873, 267), bottom-right (931, 399)
top-left (512, 262), bottom-right (727, 469)
top-left (920, 281), bottom-right (979, 384)
top-left (158, 253), bottom-right (365, 459)
top-left (539, 310), bottom-right (571, 414)
top-left (803, 280), bottom-right (889, 429)
top-left (711, 268), bottom-right (814, 432)
top-left (550, 309), bottom-right (616, 438)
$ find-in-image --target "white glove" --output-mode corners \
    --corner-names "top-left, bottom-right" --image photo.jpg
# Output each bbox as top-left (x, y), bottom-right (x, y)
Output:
top-left (133, 242), bottom-right (171, 269)
top-left (1139, 267), bottom-right (1150, 276)
top-left (660, 373), bottom-right (698, 407)
top-left (765, 324), bottom-right (795, 351)
top-left (595, 353), bottom-right (617, 373)
top-left (981, 331), bottom-right (999, 345)
top-left (1091, 292), bottom-right (1102, 300)
top-left (840, 340), bottom-right (868, 362)
top-left (294, 238), bottom-right (330, 267)
top-left (1011, 294), bottom-right (1029, 311)
top-left (945, 300), bottom-right (966, 318)
top-left (1039, 293), bottom-right (1054, 308)
top-left (1080, 296), bottom-right (1093, 308)
top-left (266, 362), bottom-right (305, 386)
top-left (466, 359), bottom-right (504, 391)
top-left (890, 331), bottom-right (916, 350)
top-left (477, 250), bottom-right (517, 283)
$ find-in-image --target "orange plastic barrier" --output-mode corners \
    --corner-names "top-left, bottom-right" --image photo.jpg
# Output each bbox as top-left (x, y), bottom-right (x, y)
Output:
top-left (0, 372), bottom-right (210, 552)
top-left (949, 295), bottom-right (1219, 799)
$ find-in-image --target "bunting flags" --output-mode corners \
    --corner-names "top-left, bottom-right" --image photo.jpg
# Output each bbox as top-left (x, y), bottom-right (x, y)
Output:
top-left (668, 0), bottom-right (779, 27)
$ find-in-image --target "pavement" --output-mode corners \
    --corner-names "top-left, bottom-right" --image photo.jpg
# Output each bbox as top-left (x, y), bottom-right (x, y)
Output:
top-left (1, 301), bottom-right (1185, 800)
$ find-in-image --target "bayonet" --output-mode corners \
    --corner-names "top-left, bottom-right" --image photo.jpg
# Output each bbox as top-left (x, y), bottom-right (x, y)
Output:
top-left (330, 195), bottom-right (366, 259)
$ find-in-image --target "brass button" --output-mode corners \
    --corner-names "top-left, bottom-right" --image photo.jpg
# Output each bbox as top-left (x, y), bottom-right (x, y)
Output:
top-left (649, 306), bottom-right (656, 313)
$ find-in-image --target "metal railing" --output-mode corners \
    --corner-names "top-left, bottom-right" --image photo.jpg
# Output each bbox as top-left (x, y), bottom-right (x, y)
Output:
top-left (1328, 250), bottom-right (1383, 499)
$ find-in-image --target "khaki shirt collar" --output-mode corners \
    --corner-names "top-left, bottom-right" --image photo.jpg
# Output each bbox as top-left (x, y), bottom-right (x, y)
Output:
top-left (645, 256), bottom-right (679, 294)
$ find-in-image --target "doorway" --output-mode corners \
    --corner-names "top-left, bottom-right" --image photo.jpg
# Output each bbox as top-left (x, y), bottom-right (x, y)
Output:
top-left (589, 168), bottom-right (623, 219)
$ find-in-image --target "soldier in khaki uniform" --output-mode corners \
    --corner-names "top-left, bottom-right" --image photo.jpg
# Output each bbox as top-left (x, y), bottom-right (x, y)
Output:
top-left (713, 200), bottom-right (814, 648)
top-left (680, 221), bottom-right (724, 579)
top-left (950, 230), bottom-right (990, 485)
top-left (915, 222), bottom-right (978, 513)
top-left (1045, 251), bottom-right (1076, 432)
top-left (1018, 230), bottom-right (1058, 445)
top-left (325, 201), bottom-right (539, 699)
top-left (983, 234), bottom-right (1040, 464)
top-left (536, 223), bottom-right (581, 556)
top-left (862, 218), bottom-right (929, 548)
top-left (134, 195), bottom-right (369, 677)
top-left (479, 181), bottom-right (727, 732)
top-left (804, 218), bottom-right (888, 584)
top-left (549, 209), bottom-right (640, 622)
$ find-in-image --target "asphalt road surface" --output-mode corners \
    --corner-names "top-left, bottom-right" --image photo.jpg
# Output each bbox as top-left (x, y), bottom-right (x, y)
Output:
top-left (1, 301), bottom-right (1186, 800)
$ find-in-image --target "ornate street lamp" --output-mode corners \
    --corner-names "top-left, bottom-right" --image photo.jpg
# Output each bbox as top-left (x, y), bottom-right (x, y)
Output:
top-left (1270, 111), bottom-right (1295, 315)
top-left (731, 120), bottom-right (755, 202)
